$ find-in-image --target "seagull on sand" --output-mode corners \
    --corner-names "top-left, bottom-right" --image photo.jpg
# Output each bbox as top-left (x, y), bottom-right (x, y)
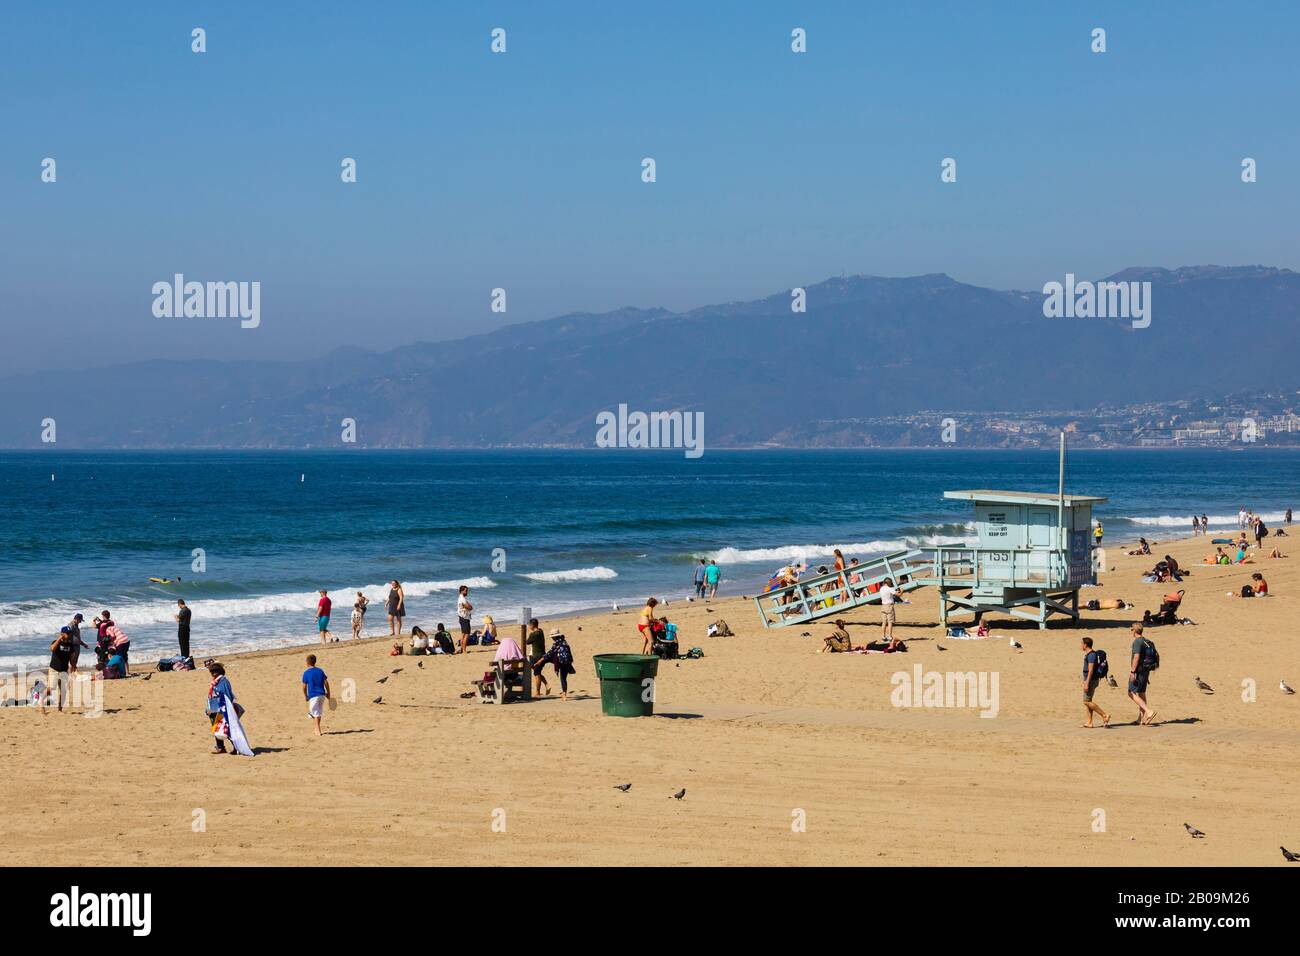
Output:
top-left (1183, 823), bottom-right (1206, 839)
top-left (672, 788), bottom-right (686, 800)
top-left (1282, 680), bottom-right (1296, 695)
top-left (372, 696), bottom-right (383, 704)
top-left (376, 676), bottom-right (388, 684)
top-left (1009, 637), bottom-right (1022, 649)
top-left (1194, 676), bottom-right (1214, 694)
top-left (1106, 674), bottom-right (1119, 688)
top-left (614, 783), bottom-right (632, 792)
top-left (1282, 847), bottom-right (1299, 862)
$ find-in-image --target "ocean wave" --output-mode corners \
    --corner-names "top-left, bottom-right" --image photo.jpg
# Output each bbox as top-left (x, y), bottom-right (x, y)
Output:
top-left (519, 567), bottom-right (619, 583)
top-left (1117, 511), bottom-right (1288, 528)
top-left (706, 537), bottom-right (969, 566)
top-left (0, 576), bottom-right (496, 642)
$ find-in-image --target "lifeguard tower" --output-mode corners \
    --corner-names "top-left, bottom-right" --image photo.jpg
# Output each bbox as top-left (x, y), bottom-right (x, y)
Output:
top-left (751, 440), bottom-right (1105, 630)
top-left (927, 489), bottom-right (1104, 628)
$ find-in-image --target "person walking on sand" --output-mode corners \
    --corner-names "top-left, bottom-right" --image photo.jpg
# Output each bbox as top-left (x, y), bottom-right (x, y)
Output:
top-left (704, 558), bottom-right (721, 600)
top-left (1191, 515), bottom-right (1200, 536)
top-left (1127, 623), bottom-right (1157, 726)
top-left (534, 628), bottom-right (576, 700)
top-left (526, 617), bottom-right (551, 695)
top-left (1080, 637), bottom-right (1110, 728)
top-left (175, 598), bottom-right (192, 659)
top-left (638, 597), bottom-right (660, 654)
top-left (205, 662), bottom-right (251, 755)
top-left (693, 559), bottom-right (707, 598)
top-left (316, 590), bottom-right (332, 643)
top-left (302, 654), bottom-right (331, 736)
top-left (456, 585), bottom-right (473, 654)
top-left (385, 581), bottom-right (404, 638)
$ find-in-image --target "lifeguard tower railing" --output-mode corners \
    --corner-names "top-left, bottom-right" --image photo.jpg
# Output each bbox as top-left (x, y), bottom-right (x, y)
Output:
top-left (752, 548), bottom-right (934, 628)
top-left (753, 544), bottom-right (1079, 628)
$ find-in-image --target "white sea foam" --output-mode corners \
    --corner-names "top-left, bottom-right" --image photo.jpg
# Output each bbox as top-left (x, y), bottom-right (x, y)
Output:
top-left (519, 567), bottom-right (619, 583)
top-left (707, 537), bottom-right (968, 567)
top-left (1119, 511), bottom-right (1287, 528)
top-left (0, 577), bottom-right (496, 642)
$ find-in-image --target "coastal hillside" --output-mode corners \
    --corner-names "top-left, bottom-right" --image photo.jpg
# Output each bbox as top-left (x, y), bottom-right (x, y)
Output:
top-left (2, 266), bottom-right (1297, 448)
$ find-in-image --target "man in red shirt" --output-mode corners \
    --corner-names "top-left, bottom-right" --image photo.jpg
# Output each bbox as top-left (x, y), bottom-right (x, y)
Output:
top-left (317, 590), bottom-right (333, 643)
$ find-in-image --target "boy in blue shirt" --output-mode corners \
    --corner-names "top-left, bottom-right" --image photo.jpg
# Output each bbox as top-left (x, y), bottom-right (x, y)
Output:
top-left (302, 654), bottom-right (331, 736)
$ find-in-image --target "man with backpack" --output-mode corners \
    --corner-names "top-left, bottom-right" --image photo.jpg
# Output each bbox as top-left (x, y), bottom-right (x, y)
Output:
top-left (1080, 637), bottom-right (1110, 728)
top-left (1128, 623), bottom-right (1158, 726)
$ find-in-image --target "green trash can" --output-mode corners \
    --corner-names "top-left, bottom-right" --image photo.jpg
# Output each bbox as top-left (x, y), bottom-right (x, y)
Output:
top-left (592, 654), bottom-right (660, 717)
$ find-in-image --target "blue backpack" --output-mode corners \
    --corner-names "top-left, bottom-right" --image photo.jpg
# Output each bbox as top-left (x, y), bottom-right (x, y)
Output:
top-left (1092, 649), bottom-right (1109, 679)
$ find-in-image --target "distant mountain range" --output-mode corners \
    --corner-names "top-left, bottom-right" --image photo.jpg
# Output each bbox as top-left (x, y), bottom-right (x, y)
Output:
top-left (3, 265), bottom-right (1297, 448)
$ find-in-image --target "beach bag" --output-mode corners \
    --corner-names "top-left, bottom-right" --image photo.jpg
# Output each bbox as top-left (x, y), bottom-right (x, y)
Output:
top-left (1240, 585), bottom-right (1255, 598)
top-left (685, 647), bottom-right (704, 659)
top-left (1086, 599), bottom-right (1100, 611)
top-left (946, 627), bottom-right (967, 638)
top-left (174, 657), bottom-right (195, 671)
top-left (1093, 650), bottom-right (1109, 679)
top-left (1139, 639), bottom-right (1160, 672)
top-left (712, 619), bottom-right (734, 637)
top-left (157, 658), bottom-right (175, 672)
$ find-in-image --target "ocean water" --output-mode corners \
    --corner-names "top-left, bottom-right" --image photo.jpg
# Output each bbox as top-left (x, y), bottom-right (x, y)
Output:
top-left (2, 448), bottom-right (1296, 669)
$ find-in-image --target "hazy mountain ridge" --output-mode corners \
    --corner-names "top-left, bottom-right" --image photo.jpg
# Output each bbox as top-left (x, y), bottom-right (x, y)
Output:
top-left (3, 266), bottom-right (1297, 448)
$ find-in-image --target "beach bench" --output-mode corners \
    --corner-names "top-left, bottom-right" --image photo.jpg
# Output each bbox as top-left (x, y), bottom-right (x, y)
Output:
top-left (472, 659), bottom-right (533, 704)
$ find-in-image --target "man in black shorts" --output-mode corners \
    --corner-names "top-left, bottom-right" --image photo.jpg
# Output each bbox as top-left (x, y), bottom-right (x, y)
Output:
top-left (1127, 623), bottom-right (1156, 726)
top-left (47, 627), bottom-right (75, 712)
top-left (175, 599), bottom-right (192, 659)
top-left (456, 585), bottom-right (473, 654)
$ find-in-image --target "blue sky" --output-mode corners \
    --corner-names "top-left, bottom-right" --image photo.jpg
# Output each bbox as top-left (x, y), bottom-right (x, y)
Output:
top-left (3, 1), bottom-right (1296, 374)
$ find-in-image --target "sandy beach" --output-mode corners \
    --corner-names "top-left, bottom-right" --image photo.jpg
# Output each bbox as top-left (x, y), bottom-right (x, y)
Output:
top-left (4, 528), bottom-right (1298, 867)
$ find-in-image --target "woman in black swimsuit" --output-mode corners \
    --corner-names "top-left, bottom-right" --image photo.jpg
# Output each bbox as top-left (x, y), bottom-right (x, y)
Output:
top-left (386, 580), bottom-right (405, 638)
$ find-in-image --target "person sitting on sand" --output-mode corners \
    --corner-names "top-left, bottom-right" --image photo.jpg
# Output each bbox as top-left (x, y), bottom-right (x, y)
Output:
top-left (479, 615), bottom-right (499, 646)
top-left (1234, 572), bottom-right (1268, 597)
top-left (1268, 545), bottom-right (1285, 558)
top-left (433, 623), bottom-right (455, 655)
top-left (638, 598), bottom-right (660, 654)
top-left (1128, 538), bottom-right (1152, 556)
top-left (820, 619), bottom-right (853, 653)
top-left (409, 626), bottom-right (430, 655)
top-left (1234, 545), bottom-right (1252, 564)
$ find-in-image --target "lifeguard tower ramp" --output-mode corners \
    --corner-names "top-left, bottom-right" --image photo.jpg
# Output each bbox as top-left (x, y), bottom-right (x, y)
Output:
top-left (752, 489), bottom-right (1106, 630)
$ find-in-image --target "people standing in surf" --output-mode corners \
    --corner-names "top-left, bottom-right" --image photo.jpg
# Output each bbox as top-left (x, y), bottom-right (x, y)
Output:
top-left (352, 592), bottom-right (368, 640)
top-left (386, 581), bottom-right (405, 638)
top-left (456, 585), bottom-right (473, 654)
top-left (66, 613), bottom-right (89, 674)
top-left (1191, 515), bottom-right (1201, 536)
top-left (704, 558), bottom-right (721, 600)
top-left (694, 559), bottom-right (707, 598)
top-left (316, 590), bottom-right (332, 643)
top-left (174, 598), bottom-right (192, 659)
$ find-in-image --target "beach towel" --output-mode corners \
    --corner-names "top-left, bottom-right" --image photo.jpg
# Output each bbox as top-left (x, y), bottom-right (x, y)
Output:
top-left (221, 693), bottom-right (254, 756)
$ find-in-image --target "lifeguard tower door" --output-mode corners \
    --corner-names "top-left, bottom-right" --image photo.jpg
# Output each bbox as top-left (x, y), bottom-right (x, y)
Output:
top-left (1026, 508), bottom-right (1054, 581)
